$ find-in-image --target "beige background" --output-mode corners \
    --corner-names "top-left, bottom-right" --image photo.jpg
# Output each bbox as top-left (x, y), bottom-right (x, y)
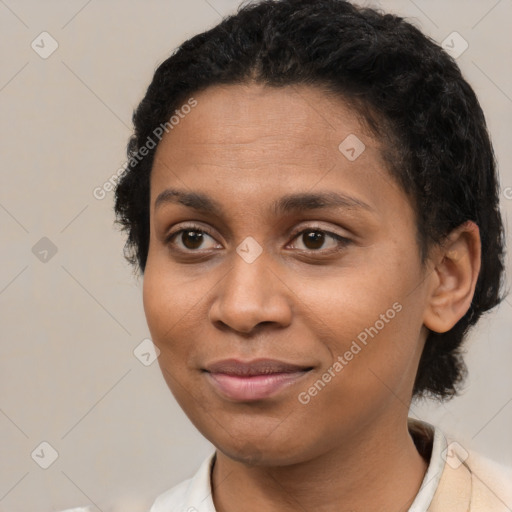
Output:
top-left (0, 0), bottom-right (511, 511)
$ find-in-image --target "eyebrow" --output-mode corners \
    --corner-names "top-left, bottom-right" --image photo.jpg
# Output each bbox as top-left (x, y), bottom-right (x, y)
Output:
top-left (154, 188), bottom-right (375, 216)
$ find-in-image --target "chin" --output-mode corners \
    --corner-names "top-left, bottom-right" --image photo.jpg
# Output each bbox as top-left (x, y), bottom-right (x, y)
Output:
top-left (214, 431), bottom-right (311, 467)
top-left (221, 443), bottom-right (267, 466)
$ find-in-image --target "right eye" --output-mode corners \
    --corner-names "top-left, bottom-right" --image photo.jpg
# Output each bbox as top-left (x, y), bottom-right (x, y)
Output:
top-left (165, 224), bottom-right (222, 253)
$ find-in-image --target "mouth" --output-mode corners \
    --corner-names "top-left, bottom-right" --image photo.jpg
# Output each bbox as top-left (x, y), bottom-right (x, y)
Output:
top-left (203, 358), bottom-right (314, 401)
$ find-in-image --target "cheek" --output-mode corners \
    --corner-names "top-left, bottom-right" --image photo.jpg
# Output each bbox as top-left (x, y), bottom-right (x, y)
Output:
top-left (296, 261), bottom-right (405, 340)
top-left (142, 263), bottom-right (209, 407)
top-left (296, 251), bottom-right (425, 394)
top-left (142, 258), bottom-right (213, 372)
top-left (143, 263), bottom-right (169, 341)
top-left (143, 261), bottom-right (184, 355)
top-left (143, 250), bottom-right (204, 332)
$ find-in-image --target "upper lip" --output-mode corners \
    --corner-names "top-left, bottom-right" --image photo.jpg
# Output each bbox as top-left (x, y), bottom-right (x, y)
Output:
top-left (204, 358), bottom-right (313, 376)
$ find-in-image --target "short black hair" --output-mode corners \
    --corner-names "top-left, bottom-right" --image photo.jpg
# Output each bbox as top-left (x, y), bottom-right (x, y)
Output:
top-left (114, 0), bottom-right (506, 400)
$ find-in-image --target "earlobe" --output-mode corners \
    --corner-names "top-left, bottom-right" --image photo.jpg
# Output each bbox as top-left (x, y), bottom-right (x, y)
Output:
top-left (423, 221), bottom-right (481, 334)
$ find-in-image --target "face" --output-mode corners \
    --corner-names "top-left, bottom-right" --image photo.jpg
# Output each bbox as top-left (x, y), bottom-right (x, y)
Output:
top-left (143, 83), bottom-right (432, 466)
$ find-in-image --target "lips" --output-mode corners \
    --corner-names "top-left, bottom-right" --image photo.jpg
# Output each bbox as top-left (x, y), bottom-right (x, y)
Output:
top-left (204, 358), bottom-right (313, 401)
top-left (204, 358), bottom-right (313, 376)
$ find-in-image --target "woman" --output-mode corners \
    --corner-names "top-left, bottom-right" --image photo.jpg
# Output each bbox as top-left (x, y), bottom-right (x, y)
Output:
top-left (114, 0), bottom-right (512, 510)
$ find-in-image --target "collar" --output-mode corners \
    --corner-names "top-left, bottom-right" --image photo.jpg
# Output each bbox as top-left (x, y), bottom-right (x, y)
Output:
top-left (151, 419), bottom-right (468, 512)
top-left (408, 418), bottom-right (473, 511)
top-left (407, 418), bottom-right (447, 511)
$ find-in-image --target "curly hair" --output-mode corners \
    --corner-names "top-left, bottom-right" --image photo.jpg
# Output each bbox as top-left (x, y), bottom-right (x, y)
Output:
top-left (114, 0), bottom-right (506, 400)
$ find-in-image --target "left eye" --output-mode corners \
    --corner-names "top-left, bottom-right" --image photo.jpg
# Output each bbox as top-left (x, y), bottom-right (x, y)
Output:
top-left (165, 226), bottom-right (350, 253)
top-left (289, 228), bottom-right (350, 252)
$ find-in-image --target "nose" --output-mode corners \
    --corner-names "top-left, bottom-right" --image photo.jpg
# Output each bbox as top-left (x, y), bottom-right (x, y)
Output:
top-left (208, 248), bottom-right (293, 335)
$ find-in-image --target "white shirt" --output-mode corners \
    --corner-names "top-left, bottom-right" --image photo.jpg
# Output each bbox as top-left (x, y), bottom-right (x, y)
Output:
top-left (150, 419), bottom-right (448, 512)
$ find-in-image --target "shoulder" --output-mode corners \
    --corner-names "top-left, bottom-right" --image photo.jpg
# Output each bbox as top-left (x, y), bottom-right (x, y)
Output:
top-left (150, 452), bottom-right (217, 512)
top-left (434, 439), bottom-right (512, 511)
top-left (150, 477), bottom-right (192, 511)
top-left (467, 450), bottom-right (512, 510)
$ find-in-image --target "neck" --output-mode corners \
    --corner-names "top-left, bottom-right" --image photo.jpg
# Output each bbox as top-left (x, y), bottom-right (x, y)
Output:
top-left (211, 417), bottom-right (429, 512)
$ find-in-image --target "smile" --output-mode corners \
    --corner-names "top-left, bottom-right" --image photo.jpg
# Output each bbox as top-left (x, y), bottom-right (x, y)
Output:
top-left (204, 369), bottom-right (312, 401)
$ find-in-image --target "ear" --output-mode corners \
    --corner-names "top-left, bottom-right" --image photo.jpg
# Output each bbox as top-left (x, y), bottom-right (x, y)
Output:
top-left (423, 221), bottom-right (481, 334)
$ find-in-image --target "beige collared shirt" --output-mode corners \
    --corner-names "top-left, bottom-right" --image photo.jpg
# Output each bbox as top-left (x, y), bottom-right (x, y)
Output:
top-left (150, 419), bottom-right (512, 511)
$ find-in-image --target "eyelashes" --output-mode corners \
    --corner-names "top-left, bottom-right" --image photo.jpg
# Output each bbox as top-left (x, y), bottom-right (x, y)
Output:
top-left (164, 223), bottom-right (351, 256)
top-left (165, 224), bottom-right (220, 252)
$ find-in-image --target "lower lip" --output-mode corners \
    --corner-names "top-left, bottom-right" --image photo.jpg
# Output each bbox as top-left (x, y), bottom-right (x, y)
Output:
top-left (206, 371), bottom-right (311, 401)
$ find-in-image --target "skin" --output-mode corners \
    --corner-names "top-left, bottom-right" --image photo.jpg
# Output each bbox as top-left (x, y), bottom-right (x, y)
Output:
top-left (143, 83), bottom-right (481, 512)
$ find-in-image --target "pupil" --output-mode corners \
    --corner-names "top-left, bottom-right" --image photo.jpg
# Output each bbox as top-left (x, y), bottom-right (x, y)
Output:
top-left (183, 231), bottom-right (203, 249)
top-left (304, 231), bottom-right (324, 249)
top-left (180, 230), bottom-right (325, 250)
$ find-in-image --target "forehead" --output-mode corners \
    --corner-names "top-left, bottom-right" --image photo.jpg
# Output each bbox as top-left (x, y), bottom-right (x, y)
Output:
top-left (154, 83), bottom-right (377, 161)
top-left (150, 83), bottom-right (404, 219)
